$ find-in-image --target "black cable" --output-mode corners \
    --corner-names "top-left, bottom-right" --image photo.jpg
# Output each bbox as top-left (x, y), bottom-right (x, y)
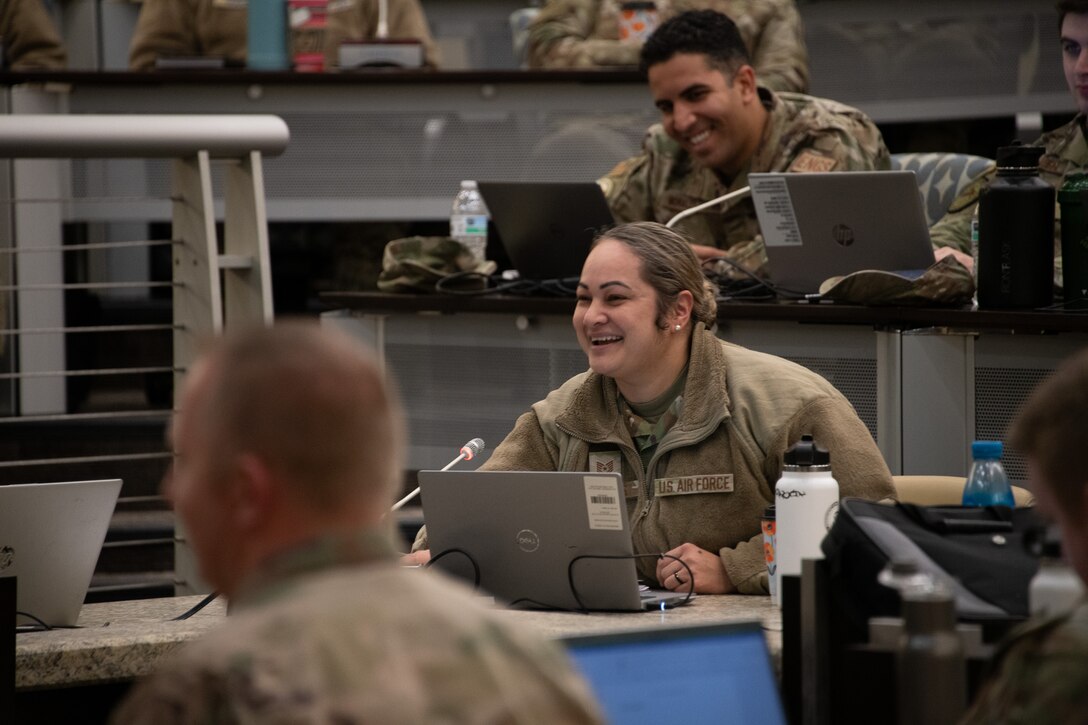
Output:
top-left (433, 271), bottom-right (582, 298)
top-left (15, 610), bottom-right (51, 632)
top-left (701, 256), bottom-right (811, 301)
top-left (425, 547), bottom-right (481, 588)
top-left (566, 552), bottom-right (694, 614)
top-left (173, 591), bottom-right (219, 620)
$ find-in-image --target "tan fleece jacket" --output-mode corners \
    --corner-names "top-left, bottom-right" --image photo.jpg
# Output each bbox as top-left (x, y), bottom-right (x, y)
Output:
top-left (416, 324), bottom-right (894, 594)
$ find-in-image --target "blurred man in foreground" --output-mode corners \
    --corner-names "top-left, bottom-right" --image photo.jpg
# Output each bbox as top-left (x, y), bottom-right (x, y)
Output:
top-left (110, 322), bottom-right (602, 724)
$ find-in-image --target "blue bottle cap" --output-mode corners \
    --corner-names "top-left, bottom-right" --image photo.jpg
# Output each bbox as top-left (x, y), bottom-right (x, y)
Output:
top-left (971, 440), bottom-right (1003, 459)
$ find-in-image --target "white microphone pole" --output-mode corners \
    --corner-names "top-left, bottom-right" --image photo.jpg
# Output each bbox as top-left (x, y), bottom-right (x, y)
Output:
top-left (666, 186), bottom-right (751, 229)
top-left (390, 438), bottom-right (485, 512)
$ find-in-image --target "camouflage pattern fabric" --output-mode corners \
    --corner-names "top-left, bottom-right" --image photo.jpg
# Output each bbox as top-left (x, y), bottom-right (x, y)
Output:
top-left (599, 87), bottom-right (890, 276)
top-left (818, 255), bottom-right (974, 307)
top-left (111, 532), bottom-right (605, 724)
top-left (960, 599), bottom-right (1088, 725)
top-left (376, 236), bottom-right (497, 293)
top-left (622, 394), bottom-right (683, 452)
top-left (526, 0), bottom-right (809, 94)
top-left (929, 115), bottom-right (1088, 289)
top-left (129, 0), bottom-right (438, 70)
top-left (1, 0), bottom-right (66, 69)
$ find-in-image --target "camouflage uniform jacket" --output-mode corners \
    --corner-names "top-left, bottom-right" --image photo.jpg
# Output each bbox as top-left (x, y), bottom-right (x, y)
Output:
top-left (129, 0), bottom-right (438, 70)
top-left (1, 0), bottom-right (66, 69)
top-left (960, 598), bottom-right (1088, 724)
top-left (599, 87), bottom-right (890, 274)
top-left (111, 532), bottom-right (604, 724)
top-left (929, 115), bottom-right (1087, 288)
top-left (526, 0), bottom-right (809, 94)
top-left (414, 324), bottom-right (895, 594)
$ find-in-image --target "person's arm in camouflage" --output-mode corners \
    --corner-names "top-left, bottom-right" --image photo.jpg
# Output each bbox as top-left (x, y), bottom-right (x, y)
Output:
top-left (526, 0), bottom-right (640, 69)
top-left (598, 149), bottom-right (657, 225)
top-left (928, 171), bottom-right (994, 256)
top-left (1, 0), bottom-right (65, 70)
top-left (128, 0), bottom-right (200, 70)
top-left (746, 0), bottom-right (809, 94)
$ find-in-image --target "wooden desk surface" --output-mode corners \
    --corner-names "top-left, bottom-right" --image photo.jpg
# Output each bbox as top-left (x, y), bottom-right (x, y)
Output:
top-left (16, 592), bottom-right (779, 691)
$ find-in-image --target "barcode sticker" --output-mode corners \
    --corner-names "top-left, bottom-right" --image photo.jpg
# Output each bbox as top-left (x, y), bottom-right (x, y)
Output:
top-left (584, 475), bottom-right (624, 530)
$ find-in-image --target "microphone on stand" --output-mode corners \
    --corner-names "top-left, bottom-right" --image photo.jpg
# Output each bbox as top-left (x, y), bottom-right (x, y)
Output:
top-left (390, 438), bottom-right (485, 512)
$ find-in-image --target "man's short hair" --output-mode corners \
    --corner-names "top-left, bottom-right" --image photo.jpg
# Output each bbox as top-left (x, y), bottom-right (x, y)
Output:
top-left (639, 9), bottom-right (751, 76)
top-left (194, 321), bottom-right (405, 512)
top-left (1008, 348), bottom-right (1088, 512)
top-left (1058, 0), bottom-right (1088, 27)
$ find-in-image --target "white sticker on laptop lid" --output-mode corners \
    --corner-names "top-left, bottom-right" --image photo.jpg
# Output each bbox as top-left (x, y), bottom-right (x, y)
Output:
top-left (584, 475), bottom-right (624, 530)
top-left (751, 175), bottom-right (802, 247)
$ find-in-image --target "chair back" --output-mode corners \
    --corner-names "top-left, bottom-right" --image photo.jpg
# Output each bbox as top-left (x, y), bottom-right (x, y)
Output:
top-left (892, 474), bottom-right (1034, 507)
top-left (889, 152), bottom-right (994, 226)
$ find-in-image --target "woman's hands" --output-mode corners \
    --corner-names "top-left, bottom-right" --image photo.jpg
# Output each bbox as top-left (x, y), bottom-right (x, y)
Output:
top-left (656, 542), bottom-right (735, 594)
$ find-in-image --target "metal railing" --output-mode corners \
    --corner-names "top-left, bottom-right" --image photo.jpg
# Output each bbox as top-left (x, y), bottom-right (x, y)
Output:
top-left (0, 113), bottom-right (289, 596)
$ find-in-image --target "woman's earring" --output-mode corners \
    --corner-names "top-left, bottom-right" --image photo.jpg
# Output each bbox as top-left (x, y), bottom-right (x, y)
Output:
top-left (674, 324), bottom-right (682, 332)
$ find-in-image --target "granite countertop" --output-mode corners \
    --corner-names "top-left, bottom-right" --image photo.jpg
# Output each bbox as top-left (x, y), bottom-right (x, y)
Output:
top-left (17, 592), bottom-right (780, 691)
top-left (16, 594), bottom-right (227, 690)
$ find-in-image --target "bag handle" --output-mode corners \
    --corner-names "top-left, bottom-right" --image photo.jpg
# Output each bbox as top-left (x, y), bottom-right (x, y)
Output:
top-left (898, 503), bottom-right (1014, 534)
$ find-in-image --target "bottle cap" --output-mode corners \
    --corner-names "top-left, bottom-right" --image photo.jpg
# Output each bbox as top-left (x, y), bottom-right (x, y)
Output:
top-left (762, 505), bottom-right (775, 520)
top-left (995, 145), bottom-right (1045, 170)
top-left (782, 434), bottom-right (831, 467)
top-left (460, 180), bottom-right (478, 189)
top-left (971, 440), bottom-right (1003, 460)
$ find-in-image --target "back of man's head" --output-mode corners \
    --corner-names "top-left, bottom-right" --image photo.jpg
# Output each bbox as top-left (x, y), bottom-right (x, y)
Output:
top-left (1008, 348), bottom-right (1088, 511)
top-left (193, 321), bottom-right (405, 518)
top-left (639, 9), bottom-right (751, 75)
top-left (1059, 0), bottom-right (1088, 26)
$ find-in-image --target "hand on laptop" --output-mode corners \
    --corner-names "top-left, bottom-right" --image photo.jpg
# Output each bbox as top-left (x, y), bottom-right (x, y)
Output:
top-left (400, 550), bottom-right (431, 566)
top-left (657, 543), bottom-right (735, 594)
top-left (690, 243), bottom-right (727, 262)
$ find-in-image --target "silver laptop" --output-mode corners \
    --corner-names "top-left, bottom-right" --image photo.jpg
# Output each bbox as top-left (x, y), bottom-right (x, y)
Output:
top-left (563, 621), bottom-right (787, 725)
top-left (750, 171), bottom-right (936, 295)
top-left (477, 182), bottom-right (615, 280)
top-left (0, 479), bottom-right (122, 627)
top-left (418, 470), bottom-right (691, 611)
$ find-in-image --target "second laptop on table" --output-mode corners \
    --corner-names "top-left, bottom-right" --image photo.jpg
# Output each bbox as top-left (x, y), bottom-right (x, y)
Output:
top-left (476, 182), bottom-right (615, 281)
top-left (749, 170), bottom-right (937, 296)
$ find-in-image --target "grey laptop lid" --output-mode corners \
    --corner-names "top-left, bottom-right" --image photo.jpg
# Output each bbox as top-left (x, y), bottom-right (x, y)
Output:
top-left (0, 479), bottom-right (122, 627)
top-left (477, 182), bottom-right (615, 280)
top-left (750, 171), bottom-right (936, 295)
top-left (418, 470), bottom-right (687, 611)
top-left (563, 621), bottom-right (787, 725)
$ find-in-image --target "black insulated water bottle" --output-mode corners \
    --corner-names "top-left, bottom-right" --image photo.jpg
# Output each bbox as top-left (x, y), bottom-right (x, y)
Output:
top-left (977, 145), bottom-right (1055, 309)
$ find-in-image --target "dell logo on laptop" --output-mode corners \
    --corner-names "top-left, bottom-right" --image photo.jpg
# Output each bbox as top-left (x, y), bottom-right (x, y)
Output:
top-left (516, 529), bottom-right (540, 552)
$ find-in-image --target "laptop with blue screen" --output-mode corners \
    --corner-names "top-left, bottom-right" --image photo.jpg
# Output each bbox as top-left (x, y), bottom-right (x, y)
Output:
top-left (563, 621), bottom-right (787, 725)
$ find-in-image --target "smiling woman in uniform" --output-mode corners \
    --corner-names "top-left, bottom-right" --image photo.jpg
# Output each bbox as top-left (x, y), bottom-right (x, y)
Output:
top-left (411, 221), bottom-right (893, 594)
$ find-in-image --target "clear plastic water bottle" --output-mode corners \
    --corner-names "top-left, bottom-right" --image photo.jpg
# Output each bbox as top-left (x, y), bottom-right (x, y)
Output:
top-left (961, 440), bottom-right (1015, 507)
top-left (450, 180), bottom-right (489, 264)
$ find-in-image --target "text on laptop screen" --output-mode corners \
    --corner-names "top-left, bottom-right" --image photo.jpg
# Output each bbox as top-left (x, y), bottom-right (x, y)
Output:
top-left (564, 623), bottom-right (786, 725)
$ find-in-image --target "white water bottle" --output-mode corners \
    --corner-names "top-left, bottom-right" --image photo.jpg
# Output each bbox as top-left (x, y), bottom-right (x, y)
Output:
top-left (774, 435), bottom-right (839, 597)
top-left (450, 180), bottom-right (489, 264)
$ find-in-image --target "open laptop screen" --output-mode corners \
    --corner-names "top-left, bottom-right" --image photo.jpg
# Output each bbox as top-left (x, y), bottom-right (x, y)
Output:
top-left (563, 621), bottom-right (786, 725)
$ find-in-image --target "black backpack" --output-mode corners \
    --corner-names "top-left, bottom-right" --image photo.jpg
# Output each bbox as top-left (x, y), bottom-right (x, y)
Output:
top-left (822, 497), bottom-right (1043, 644)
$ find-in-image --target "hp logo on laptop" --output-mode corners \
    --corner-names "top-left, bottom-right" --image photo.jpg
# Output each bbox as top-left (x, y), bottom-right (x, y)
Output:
top-left (516, 529), bottom-right (540, 552)
top-left (832, 224), bottom-right (855, 247)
